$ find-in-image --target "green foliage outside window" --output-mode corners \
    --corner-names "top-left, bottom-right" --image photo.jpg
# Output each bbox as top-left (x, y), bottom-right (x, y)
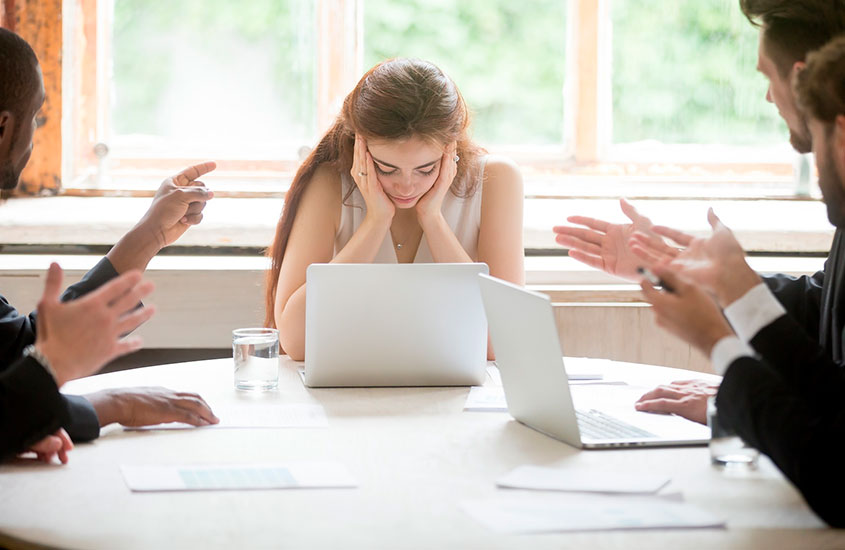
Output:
top-left (110, 0), bottom-right (786, 149)
top-left (112, 0), bottom-right (315, 142)
top-left (612, 0), bottom-right (786, 145)
top-left (364, 0), bottom-right (567, 145)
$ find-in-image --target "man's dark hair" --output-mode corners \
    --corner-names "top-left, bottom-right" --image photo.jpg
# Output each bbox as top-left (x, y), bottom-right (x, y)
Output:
top-left (0, 27), bottom-right (39, 119)
top-left (795, 35), bottom-right (845, 127)
top-left (740, 0), bottom-right (845, 76)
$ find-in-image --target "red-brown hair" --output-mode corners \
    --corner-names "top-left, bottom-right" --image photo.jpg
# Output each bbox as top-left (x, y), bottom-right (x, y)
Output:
top-left (264, 58), bottom-right (485, 328)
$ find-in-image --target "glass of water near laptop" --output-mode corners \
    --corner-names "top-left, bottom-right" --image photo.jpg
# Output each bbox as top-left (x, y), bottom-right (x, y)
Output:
top-left (232, 328), bottom-right (280, 391)
top-left (707, 396), bottom-right (759, 468)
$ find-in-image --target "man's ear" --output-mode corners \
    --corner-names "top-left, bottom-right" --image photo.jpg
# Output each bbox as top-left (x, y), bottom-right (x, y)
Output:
top-left (0, 111), bottom-right (15, 156)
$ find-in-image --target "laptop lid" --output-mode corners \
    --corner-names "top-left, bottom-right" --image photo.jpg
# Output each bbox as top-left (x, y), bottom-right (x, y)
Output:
top-left (478, 274), bottom-right (711, 449)
top-left (304, 263), bottom-right (489, 387)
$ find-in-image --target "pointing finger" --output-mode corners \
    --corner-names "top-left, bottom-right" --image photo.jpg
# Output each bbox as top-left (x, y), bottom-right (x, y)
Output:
top-left (173, 161), bottom-right (217, 186)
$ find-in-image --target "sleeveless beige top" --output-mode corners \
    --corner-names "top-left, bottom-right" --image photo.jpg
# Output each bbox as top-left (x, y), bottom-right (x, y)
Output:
top-left (334, 156), bottom-right (487, 262)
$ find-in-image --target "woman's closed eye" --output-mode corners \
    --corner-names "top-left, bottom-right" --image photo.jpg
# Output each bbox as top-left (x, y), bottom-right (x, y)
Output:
top-left (417, 167), bottom-right (436, 177)
top-left (375, 164), bottom-right (397, 176)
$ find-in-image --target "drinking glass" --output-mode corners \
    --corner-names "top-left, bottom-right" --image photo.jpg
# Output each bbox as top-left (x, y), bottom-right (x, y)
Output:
top-left (232, 328), bottom-right (280, 391)
top-left (707, 396), bottom-right (759, 468)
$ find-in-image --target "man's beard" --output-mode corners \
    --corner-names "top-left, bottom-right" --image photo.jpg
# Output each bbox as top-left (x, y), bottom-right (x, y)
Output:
top-left (0, 161), bottom-right (18, 199)
top-left (789, 125), bottom-right (813, 155)
top-left (819, 143), bottom-right (845, 228)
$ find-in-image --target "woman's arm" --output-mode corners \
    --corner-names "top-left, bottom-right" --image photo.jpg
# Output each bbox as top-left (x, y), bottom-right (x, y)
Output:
top-left (477, 156), bottom-right (525, 358)
top-left (477, 156), bottom-right (525, 286)
top-left (273, 166), bottom-right (393, 360)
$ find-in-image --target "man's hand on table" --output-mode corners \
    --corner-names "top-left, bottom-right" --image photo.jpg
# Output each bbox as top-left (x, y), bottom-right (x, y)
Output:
top-left (634, 379), bottom-right (719, 425)
top-left (85, 387), bottom-right (220, 428)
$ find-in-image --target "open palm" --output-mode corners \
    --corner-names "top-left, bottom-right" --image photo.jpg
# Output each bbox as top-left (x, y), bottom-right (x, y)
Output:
top-left (553, 199), bottom-right (674, 280)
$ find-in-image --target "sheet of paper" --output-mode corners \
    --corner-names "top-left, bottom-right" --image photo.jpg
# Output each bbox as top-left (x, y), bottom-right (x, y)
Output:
top-left (464, 386), bottom-right (507, 412)
top-left (126, 403), bottom-right (328, 430)
top-left (487, 363), bottom-right (604, 384)
top-left (121, 462), bottom-right (357, 492)
top-left (497, 465), bottom-right (670, 494)
top-left (485, 364), bottom-right (503, 386)
top-left (462, 493), bottom-right (724, 534)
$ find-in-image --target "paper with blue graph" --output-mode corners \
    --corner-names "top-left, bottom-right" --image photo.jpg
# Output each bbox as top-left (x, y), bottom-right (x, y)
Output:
top-left (120, 462), bottom-right (357, 492)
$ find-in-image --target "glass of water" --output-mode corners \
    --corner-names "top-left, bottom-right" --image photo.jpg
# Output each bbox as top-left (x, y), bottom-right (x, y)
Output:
top-left (707, 396), bottom-right (759, 468)
top-left (232, 328), bottom-right (280, 391)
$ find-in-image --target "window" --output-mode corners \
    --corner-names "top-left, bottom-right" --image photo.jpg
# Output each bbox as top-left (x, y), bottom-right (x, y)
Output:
top-left (111, 1), bottom-right (316, 159)
top-left (9, 0), bottom-right (807, 199)
top-left (611, 0), bottom-right (784, 147)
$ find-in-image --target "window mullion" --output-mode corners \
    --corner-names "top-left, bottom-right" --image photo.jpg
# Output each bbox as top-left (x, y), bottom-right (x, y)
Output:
top-left (316, 0), bottom-right (363, 135)
top-left (570, 0), bottom-right (609, 164)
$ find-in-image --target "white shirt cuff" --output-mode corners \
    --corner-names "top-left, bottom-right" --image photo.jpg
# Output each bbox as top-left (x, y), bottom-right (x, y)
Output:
top-left (723, 282), bottom-right (786, 343)
top-left (710, 335), bottom-right (755, 376)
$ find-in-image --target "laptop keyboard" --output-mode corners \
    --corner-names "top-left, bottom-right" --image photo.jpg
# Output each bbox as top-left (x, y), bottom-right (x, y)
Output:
top-left (576, 409), bottom-right (658, 440)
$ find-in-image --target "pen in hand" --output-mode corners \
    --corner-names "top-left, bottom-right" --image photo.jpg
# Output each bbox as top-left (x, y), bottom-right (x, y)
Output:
top-left (637, 266), bottom-right (675, 293)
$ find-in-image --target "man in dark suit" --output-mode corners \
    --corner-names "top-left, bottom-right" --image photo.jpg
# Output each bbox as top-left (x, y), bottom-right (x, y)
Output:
top-left (638, 36), bottom-right (845, 527)
top-left (0, 28), bottom-right (218, 463)
top-left (552, 0), bottom-right (845, 423)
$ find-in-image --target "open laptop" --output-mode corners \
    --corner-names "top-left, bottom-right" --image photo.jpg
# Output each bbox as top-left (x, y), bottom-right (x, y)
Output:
top-left (304, 263), bottom-right (489, 387)
top-left (478, 274), bottom-right (711, 449)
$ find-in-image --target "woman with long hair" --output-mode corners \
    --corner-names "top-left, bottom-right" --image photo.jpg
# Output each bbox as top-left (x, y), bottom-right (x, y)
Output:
top-left (265, 58), bottom-right (524, 360)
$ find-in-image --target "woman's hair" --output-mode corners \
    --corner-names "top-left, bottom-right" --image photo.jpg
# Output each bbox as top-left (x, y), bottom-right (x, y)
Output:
top-left (264, 58), bottom-right (485, 328)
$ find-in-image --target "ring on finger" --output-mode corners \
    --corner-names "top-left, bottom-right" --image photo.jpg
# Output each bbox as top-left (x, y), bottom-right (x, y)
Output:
top-left (453, 155), bottom-right (460, 163)
top-left (358, 171), bottom-right (368, 177)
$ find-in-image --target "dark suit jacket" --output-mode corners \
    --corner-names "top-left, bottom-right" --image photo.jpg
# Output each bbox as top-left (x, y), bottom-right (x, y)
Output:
top-left (0, 258), bottom-right (119, 460)
top-left (764, 229), bottom-right (845, 363)
top-left (718, 313), bottom-right (845, 527)
top-left (716, 230), bottom-right (845, 526)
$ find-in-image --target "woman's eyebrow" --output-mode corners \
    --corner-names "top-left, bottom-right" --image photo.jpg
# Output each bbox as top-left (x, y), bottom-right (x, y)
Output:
top-left (371, 156), bottom-right (440, 170)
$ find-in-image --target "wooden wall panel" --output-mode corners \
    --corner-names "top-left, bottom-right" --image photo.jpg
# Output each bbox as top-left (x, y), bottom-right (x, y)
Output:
top-left (13, 0), bottom-right (62, 195)
top-left (554, 303), bottom-right (712, 373)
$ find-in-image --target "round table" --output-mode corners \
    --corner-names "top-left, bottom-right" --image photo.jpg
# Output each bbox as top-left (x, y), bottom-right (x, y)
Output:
top-left (0, 357), bottom-right (836, 549)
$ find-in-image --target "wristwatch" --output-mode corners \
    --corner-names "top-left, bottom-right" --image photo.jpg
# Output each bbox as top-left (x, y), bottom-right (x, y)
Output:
top-left (23, 344), bottom-right (58, 383)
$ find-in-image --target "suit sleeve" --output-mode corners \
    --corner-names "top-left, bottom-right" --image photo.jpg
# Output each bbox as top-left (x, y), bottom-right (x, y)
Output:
top-left (0, 257), bottom-right (119, 442)
top-left (717, 353), bottom-right (845, 527)
top-left (748, 314), bottom-right (845, 408)
top-left (0, 357), bottom-right (70, 462)
top-left (763, 270), bottom-right (825, 344)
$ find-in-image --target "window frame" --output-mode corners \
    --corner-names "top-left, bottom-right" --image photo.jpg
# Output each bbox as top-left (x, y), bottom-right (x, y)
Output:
top-left (9, 0), bottom-right (801, 199)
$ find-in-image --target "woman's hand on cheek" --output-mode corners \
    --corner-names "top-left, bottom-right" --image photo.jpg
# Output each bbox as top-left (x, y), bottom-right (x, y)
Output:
top-left (416, 142), bottom-right (458, 224)
top-left (351, 135), bottom-right (395, 225)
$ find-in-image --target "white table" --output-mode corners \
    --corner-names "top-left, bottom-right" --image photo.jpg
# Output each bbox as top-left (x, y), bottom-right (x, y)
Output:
top-left (0, 357), bottom-right (839, 549)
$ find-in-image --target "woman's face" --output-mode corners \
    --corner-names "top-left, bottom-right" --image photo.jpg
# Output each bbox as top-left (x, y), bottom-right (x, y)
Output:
top-left (366, 135), bottom-right (445, 209)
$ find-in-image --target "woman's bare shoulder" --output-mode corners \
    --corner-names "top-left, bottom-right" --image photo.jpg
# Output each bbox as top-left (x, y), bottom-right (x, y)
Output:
top-left (481, 154), bottom-right (523, 194)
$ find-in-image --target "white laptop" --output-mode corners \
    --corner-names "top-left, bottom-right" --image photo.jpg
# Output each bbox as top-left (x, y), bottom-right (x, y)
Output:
top-left (478, 274), bottom-right (711, 449)
top-left (304, 263), bottom-right (489, 387)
